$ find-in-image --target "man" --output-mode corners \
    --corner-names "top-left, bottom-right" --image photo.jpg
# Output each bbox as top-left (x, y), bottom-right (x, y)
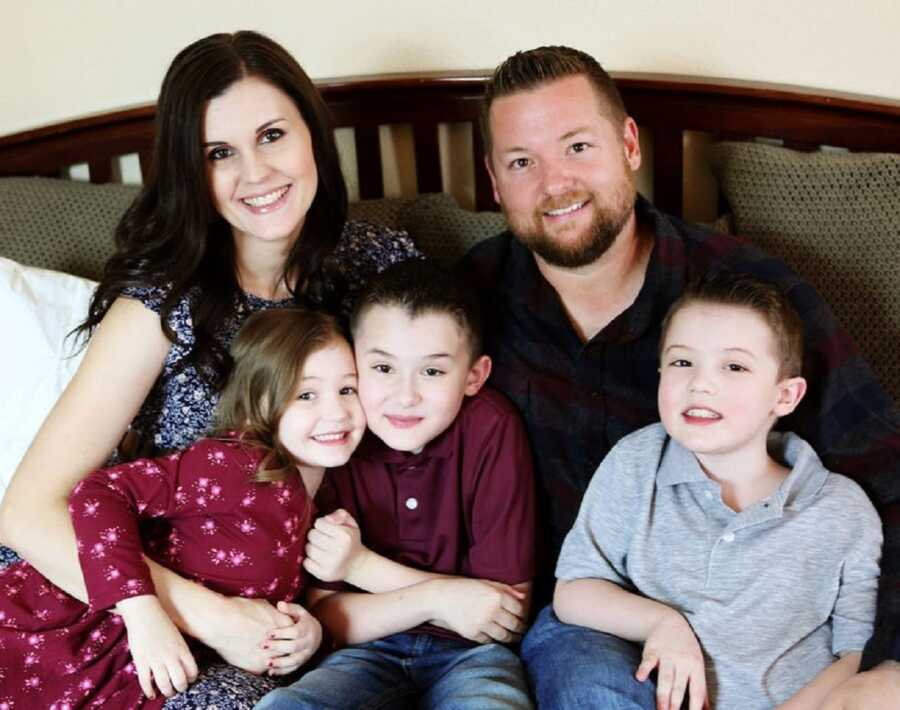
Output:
top-left (460, 45), bottom-right (900, 706)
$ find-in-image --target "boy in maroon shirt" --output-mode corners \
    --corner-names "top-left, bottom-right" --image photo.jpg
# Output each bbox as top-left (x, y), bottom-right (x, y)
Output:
top-left (257, 261), bottom-right (534, 710)
top-left (256, 261), bottom-right (536, 710)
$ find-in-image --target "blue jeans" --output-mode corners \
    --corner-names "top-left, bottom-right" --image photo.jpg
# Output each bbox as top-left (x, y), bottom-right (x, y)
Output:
top-left (521, 606), bottom-right (656, 710)
top-left (254, 632), bottom-right (532, 710)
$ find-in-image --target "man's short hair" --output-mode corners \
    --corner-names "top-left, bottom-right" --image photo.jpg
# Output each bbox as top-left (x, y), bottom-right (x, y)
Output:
top-left (659, 272), bottom-right (805, 379)
top-left (350, 260), bottom-right (484, 360)
top-left (481, 45), bottom-right (628, 155)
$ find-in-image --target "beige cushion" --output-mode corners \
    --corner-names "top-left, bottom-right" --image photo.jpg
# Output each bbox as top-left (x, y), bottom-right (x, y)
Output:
top-left (400, 193), bottom-right (507, 266)
top-left (347, 197), bottom-right (407, 230)
top-left (0, 177), bottom-right (139, 280)
top-left (710, 142), bottom-right (900, 403)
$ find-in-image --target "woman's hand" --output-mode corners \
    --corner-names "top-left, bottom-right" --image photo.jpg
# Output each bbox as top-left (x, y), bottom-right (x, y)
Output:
top-left (636, 611), bottom-right (707, 710)
top-left (262, 601), bottom-right (324, 675)
top-left (203, 596), bottom-right (294, 674)
top-left (117, 595), bottom-right (198, 699)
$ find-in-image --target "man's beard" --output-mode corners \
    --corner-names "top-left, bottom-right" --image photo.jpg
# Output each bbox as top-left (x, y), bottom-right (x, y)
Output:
top-left (504, 179), bottom-right (636, 269)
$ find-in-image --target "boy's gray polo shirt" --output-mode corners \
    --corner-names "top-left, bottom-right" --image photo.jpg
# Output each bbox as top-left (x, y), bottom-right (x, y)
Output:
top-left (557, 423), bottom-right (882, 709)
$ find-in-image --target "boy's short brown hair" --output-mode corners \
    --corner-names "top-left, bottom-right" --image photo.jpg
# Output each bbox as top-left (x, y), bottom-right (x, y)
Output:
top-left (659, 272), bottom-right (805, 379)
top-left (350, 260), bottom-right (484, 361)
top-left (481, 45), bottom-right (627, 155)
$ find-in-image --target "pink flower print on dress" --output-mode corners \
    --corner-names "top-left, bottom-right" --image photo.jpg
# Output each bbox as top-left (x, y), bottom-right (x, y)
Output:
top-left (0, 698), bottom-right (14, 709)
top-left (99, 527), bottom-right (124, 545)
top-left (26, 633), bottom-right (45, 650)
top-left (239, 518), bottom-right (257, 535)
top-left (210, 483), bottom-right (223, 499)
top-left (23, 675), bottom-right (41, 690)
top-left (276, 486), bottom-right (292, 506)
top-left (81, 499), bottom-right (100, 517)
top-left (174, 486), bottom-right (188, 507)
top-left (265, 578), bottom-right (279, 594)
top-left (241, 585), bottom-right (258, 597)
top-left (104, 565), bottom-right (121, 582)
top-left (139, 462), bottom-right (163, 477)
top-left (210, 548), bottom-right (228, 566)
top-left (196, 477), bottom-right (210, 491)
top-left (89, 629), bottom-right (105, 644)
top-left (241, 491), bottom-right (257, 508)
top-left (228, 550), bottom-right (248, 567)
top-left (78, 678), bottom-right (94, 693)
top-left (201, 518), bottom-right (217, 536)
top-left (34, 608), bottom-right (49, 622)
top-left (63, 662), bottom-right (78, 674)
top-left (50, 700), bottom-right (74, 710)
top-left (89, 542), bottom-right (106, 560)
top-left (274, 541), bottom-right (288, 558)
top-left (23, 652), bottom-right (38, 667)
top-left (121, 579), bottom-right (144, 596)
top-left (207, 449), bottom-right (228, 466)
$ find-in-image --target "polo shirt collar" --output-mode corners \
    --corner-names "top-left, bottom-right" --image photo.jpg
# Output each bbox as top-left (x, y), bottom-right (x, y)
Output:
top-left (656, 431), bottom-right (830, 514)
top-left (353, 424), bottom-right (455, 466)
top-left (500, 195), bottom-right (687, 345)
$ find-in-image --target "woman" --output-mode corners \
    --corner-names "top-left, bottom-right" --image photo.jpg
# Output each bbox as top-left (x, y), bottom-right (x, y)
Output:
top-left (0, 30), bottom-right (418, 707)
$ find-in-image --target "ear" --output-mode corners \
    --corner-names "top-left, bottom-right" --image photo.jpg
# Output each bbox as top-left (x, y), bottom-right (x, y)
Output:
top-left (622, 116), bottom-right (641, 172)
top-left (484, 154), bottom-right (501, 205)
top-left (464, 354), bottom-right (492, 396)
top-left (773, 376), bottom-right (807, 417)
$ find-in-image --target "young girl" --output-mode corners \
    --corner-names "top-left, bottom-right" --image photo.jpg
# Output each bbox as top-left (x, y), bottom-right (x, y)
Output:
top-left (0, 308), bottom-right (365, 708)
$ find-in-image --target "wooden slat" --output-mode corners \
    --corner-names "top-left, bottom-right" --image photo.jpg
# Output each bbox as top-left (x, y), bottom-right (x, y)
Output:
top-left (652, 126), bottom-right (684, 217)
top-left (354, 125), bottom-right (383, 199)
top-left (472, 123), bottom-right (495, 212)
top-left (412, 122), bottom-right (443, 194)
top-left (88, 158), bottom-right (113, 184)
top-left (138, 150), bottom-right (152, 178)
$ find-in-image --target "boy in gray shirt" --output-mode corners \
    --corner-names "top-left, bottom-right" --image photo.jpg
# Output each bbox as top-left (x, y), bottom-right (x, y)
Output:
top-left (535, 273), bottom-right (882, 710)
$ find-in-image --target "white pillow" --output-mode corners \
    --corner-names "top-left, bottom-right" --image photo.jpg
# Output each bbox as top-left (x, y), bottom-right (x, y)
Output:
top-left (0, 257), bottom-right (97, 502)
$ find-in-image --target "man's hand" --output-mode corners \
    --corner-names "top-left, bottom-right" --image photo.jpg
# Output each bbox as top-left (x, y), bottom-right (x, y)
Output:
top-left (430, 578), bottom-right (527, 644)
top-left (117, 595), bottom-right (198, 699)
top-left (262, 601), bottom-right (324, 676)
top-left (303, 509), bottom-right (368, 583)
top-left (636, 611), bottom-right (707, 710)
top-left (204, 596), bottom-right (294, 674)
top-left (821, 661), bottom-right (900, 710)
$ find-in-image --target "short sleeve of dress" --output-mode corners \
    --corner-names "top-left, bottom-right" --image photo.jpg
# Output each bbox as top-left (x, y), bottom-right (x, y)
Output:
top-left (121, 282), bottom-right (171, 316)
top-left (332, 221), bottom-right (423, 292)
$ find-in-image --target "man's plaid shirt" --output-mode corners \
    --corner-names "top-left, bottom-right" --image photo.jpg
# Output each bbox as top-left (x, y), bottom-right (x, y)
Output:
top-left (462, 195), bottom-right (900, 667)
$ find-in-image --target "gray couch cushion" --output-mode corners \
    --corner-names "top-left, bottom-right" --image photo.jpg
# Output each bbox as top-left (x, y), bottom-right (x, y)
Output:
top-left (710, 141), bottom-right (900, 403)
top-left (400, 193), bottom-right (507, 266)
top-left (0, 177), bottom-right (139, 280)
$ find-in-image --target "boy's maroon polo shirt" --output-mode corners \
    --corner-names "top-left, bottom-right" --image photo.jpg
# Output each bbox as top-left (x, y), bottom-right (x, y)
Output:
top-left (318, 387), bottom-right (536, 591)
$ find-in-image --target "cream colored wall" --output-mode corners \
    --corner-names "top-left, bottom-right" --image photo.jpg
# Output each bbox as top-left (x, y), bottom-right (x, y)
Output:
top-left (5, 0), bottom-right (898, 136)
top-left (4, 0), bottom-right (898, 218)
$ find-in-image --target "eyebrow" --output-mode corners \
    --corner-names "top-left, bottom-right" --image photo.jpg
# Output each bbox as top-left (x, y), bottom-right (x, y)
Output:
top-left (300, 372), bottom-right (357, 382)
top-left (363, 348), bottom-right (452, 360)
top-left (202, 118), bottom-right (286, 148)
top-left (497, 127), bottom-right (593, 157)
top-left (664, 344), bottom-right (757, 358)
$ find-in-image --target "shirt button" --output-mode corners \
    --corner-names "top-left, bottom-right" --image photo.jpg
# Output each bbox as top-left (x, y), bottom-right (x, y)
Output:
top-left (405, 497), bottom-right (419, 510)
top-left (722, 533), bottom-right (735, 543)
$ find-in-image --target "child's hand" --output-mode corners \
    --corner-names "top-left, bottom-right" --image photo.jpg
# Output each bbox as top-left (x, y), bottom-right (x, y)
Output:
top-left (432, 578), bottom-right (527, 643)
top-left (116, 594), bottom-right (199, 699)
top-left (636, 611), bottom-right (707, 710)
top-left (303, 509), bottom-right (368, 583)
top-left (261, 601), bottom-right (323, 675)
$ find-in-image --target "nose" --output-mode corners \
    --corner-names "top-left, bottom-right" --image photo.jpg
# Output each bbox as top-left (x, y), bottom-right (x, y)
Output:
top-left (688, 368), bottom-right (716, 395)
top-left (397, 375), bottom-right (422, 408)
top-left (541, 158), bottom-right (576, 197)
top-left (322, 393), bottom-right (352, 422)
top-left (241, 148), bottom-right (271, 184)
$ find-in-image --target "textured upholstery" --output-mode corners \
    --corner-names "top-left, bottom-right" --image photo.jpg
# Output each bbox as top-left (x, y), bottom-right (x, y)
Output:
top-left (711, 142), bottom-right (900, 403)
top-left (0, 177), bottom-right (139, 280)
top-left (400, 193), bottom-right (507, 266)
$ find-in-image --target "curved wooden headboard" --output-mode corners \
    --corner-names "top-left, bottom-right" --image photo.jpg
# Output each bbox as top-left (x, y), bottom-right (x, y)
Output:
top-left (1, 72), bottom-right (899, 218)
